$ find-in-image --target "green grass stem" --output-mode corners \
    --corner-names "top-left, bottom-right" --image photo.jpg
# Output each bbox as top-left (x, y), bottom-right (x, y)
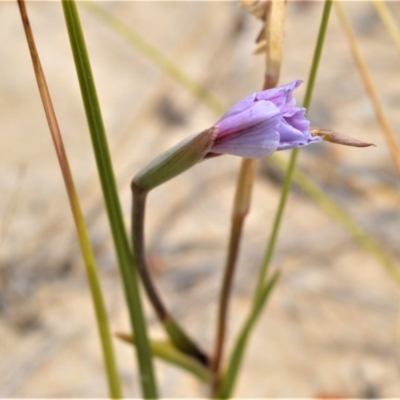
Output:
top-left (254, 0), bottom-right (333, 303)
top-left (216, 2), bottom-right (333, 396)
top-left (62, 1), bottom-right (157, 398)
top-left (216, 273), bottom-right (280, 399)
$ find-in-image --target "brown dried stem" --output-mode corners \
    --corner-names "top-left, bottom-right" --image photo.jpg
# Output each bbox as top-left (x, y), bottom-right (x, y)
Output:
top-left (212, 158), bottom-right (257, 380)
top-left (212, 0), bottom-right (286, 391)
top-left (17, 1), bottom-right (121, 396)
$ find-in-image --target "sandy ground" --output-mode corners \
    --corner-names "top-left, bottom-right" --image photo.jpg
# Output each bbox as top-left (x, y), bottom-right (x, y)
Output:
top-left (1, 1), bottom-right (400, 398)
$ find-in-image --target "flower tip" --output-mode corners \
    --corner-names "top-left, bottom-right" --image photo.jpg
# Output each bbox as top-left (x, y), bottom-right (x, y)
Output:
top-left (310, 128), bottom-right (376, 148)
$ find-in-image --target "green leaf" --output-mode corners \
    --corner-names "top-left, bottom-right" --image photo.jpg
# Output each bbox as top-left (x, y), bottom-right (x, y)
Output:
top-left (117, 333), bottom-right (213, 383)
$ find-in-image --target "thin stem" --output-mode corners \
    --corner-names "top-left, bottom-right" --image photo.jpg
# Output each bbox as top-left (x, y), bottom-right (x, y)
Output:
top-left (212, 159), bottom-right (256, 379)
top-left (254, 149), bottom-right (299, 301)
top-left (129, 128), bottom-right (217, 367)
top-left (131, 189), bottom-right (167, 320)
top-left (17, 1), bottom-right (121, 397)
top-left (216, 272), bottom-right (280, 399)
top-left (254, 0), bottom-right (333, 302)
top-left (131, 184), bottom-right (210, 366)
top-left (303, 0), bottom-right (333, 111)
top-left (61, 1), bottom-right (157, 397)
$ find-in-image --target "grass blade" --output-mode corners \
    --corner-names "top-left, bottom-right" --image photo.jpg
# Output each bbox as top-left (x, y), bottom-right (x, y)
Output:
top-left (117, 333), bottom-right (213, 383)
top-left (61, 1), bottom-right (157, 397)
top-left (216, 272), bottom-right (280, 399)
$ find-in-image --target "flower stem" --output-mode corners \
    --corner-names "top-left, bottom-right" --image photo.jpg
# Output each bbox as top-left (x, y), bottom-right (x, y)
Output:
top-left (131, 189), bottom-right (167, 320)
top-left (130, 129), bottom-right (217, 366)
top-left (18, 1), bottom-right (122, 397)
top-left (131, 184), bottom-right (210, 366)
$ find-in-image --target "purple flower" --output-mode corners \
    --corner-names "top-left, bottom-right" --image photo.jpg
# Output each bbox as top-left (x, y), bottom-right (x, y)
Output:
top-left (208, 80), bottom-right (322, 159)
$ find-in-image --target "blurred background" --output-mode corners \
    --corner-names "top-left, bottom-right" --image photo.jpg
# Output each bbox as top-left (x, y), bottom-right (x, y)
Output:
top-left (1, 1), bottom-right (400, 397)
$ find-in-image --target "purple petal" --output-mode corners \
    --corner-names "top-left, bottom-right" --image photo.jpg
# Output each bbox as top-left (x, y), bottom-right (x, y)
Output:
top-left (276, 118), bottom-right (322, 151)
top-left (216, 100), bottom-right (281, 139)
top-left (277, 120), bottom-right (307, 142)
top-left (206, 80), bottom-right (323, 159)
top-left (277, 135), bottom-right (322, 151)
top-left (211, 117), bottom-right (281, 158)
top-left (216, 93), bottom-right (257, 121)
top-left (255, 80), bottom-right (302, 108)
top-left (282, 107), bottom-right (310, 134)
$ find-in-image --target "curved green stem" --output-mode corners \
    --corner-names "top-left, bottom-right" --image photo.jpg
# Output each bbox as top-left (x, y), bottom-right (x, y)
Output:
top-left (131, 184), bottom-right (210, 366)
top-left (130, 128), bottom-right (217, 366)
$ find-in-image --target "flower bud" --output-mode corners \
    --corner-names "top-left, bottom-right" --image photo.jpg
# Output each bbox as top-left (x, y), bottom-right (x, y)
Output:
top-left (207, 80), bottom-right (321, 159)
